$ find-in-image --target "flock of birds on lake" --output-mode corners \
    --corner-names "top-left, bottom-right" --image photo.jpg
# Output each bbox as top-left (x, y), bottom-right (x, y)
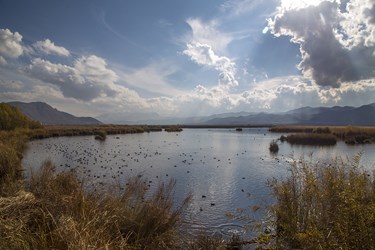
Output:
top-left (24, 130), bottom-right (293, 212)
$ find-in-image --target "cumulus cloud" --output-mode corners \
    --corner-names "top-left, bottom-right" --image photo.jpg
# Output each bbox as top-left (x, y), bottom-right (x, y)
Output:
top-left (184, 42), bottom-right (238, 88)
top-left (0, 28), bottom-right (24, 63)
top-left (33, 39), bottom-right (70, 57)
top-left (26, 55), bottom-right (118, 101)
top-left (268, 0), bottom-right (375, 88)
top-left (185, 18), bottom-right (233, 53)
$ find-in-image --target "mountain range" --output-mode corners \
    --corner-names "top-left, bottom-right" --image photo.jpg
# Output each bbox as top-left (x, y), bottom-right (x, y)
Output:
top-left (6, 101), bottom-right (375, 126)
top-left (203, 103), bottom-right (375, 126)
top-left (97, 103), bottom-right (375, 126)
top-left (8, 102), bottom-right (101, 125)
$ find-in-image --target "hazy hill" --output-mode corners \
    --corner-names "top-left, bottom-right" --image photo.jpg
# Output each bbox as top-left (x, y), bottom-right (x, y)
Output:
top-left (8, 102), bottom-right (102, 125)
top-left (96, 111), bottom-right (255, 125)
top-left (204, 103), bottom-right (375, 126)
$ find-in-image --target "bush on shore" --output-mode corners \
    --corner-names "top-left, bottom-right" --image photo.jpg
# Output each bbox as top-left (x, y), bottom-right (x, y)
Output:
top-left (0, 103), bottom-right (42, 130)
top-left (269, 155), bottom-right (375, 249)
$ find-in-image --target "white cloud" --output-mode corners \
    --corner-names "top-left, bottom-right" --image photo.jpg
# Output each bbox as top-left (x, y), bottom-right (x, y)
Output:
top-left (33, 39), bottom-right (70, 57)
top-left (185, 18), bottom-right (233, 53)
top-left (0, 79), bottom-right (23, 90)
top-left (74, 55), bottom-right (118, 88)
top-left (221, 0), bottom-right (267, 16)
top-left (119, 61), bottom-right (185, 96)
top-left (279, 0), bottom-right (333, 11)
top-left (339, 0), bottom-right (375, 48)
top-left (183, 42), bottom-right (238, 88)
top-left (0, 28), bottom-right (24, 63)
top-left (26, 55), bottom-right (119, 101)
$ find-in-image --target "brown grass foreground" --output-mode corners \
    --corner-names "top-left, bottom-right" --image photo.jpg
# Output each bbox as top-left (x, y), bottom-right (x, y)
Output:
top-left (2, 161), bottom-right (192, 249)
top-left (0, 126), bottom-right (196, 249)
top-left (2, 108), bottom-right (375, 248)
top-left (270, 155), bottom-right (375, 249)
top-left (1, 126), bottom-right (256, 249)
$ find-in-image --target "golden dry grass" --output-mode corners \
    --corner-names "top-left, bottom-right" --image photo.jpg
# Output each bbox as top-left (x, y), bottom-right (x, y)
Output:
top-left (271, 125), bottom-right (375, 145)
top-left (269, 155), bottom-right (375, 249)
top-left (283, 133), bottom-right (337, 145)
top-left (1, 160), bottom-right (192, 249)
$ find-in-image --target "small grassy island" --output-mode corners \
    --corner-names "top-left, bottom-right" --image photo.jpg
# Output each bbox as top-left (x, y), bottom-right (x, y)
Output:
top-left (164, 126), bottom-right (183, 132)
top-left (271, 125), bottom-right (375, 145)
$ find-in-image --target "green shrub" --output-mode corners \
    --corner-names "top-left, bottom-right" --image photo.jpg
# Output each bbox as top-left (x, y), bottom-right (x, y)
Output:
top-left (0, 103), bottom-right (42, 130)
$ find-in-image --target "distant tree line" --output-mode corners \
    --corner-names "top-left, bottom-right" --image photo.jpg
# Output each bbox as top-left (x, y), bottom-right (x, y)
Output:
top-left (0, 103), bottom-right (42, 130)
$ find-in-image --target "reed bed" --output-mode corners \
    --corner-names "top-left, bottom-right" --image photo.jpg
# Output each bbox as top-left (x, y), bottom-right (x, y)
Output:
top-left (0, 161), bottom-right (192, 249)
top-left (269, 155), bottom-right (375, 249)
top-left (28, 124), bottom-right (165, 140)
top-left (283, 133), bottom-right (337, 145)
top-left (271, 125), bottom-right (375, 145)
top-left (164, 126), bottom-right (183, 132)
top-left (269, 140), bottom-right (279, 153)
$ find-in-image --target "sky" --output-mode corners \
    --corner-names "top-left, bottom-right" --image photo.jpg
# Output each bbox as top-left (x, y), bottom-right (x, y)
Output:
top-left (0, 0), bottom-right (375, 119)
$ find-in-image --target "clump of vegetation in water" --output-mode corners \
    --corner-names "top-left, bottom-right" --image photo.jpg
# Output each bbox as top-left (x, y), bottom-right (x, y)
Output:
top-left (269, 154), bottom-right (375, 249)
top-left (164, 126), bottom-right (183, 132)
top-left (269, 140), bottom-right (279, 153)
top-left (281, 133), bottom-right (337, 145)
top-left (270, 125), bottom-right (375, 145)
top-left (94, 129), bottom-right (107, 141)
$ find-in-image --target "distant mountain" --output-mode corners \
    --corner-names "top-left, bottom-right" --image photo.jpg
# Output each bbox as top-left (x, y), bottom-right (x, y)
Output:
top-left (8, 102), bottom-right (102, 125)
top-left (96, 111), bottom-right (255, 125)
top-left (204, 103), bottom-right (375, 126)
top-left (11, 101), bottom-right (373, 126)
top-left (97, 111), bottom-right (161, 124)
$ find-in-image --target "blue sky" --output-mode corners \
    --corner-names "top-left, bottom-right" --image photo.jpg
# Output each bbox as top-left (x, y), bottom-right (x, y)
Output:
top-left (1, 0), bottom-right (375, 120)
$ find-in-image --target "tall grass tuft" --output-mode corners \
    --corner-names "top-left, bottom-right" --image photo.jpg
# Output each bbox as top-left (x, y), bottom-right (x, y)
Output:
top-left (269, 155), bottom-right (375, 249)
top-left (8, 161), bottom-right (192, 249)
top-left (94, 129), bottom-right (107, 141)
top-left (269, 140), bottom-right (279, 153)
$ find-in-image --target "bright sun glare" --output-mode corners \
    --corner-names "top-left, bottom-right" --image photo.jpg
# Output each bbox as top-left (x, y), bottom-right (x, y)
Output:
top-left (281, 0), bottom-right (326, 10)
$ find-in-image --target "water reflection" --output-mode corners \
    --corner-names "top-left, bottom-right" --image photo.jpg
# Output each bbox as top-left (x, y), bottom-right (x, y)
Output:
top-left (22, 128), bottom-right (375, 237)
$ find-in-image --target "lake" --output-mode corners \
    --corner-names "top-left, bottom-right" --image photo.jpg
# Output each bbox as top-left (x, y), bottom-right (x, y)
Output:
top-left (22, 128), bottom-right (375, 238)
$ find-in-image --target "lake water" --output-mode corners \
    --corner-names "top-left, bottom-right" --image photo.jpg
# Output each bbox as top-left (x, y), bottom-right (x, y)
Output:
top-left (22, 128), bottom-right (375, 238)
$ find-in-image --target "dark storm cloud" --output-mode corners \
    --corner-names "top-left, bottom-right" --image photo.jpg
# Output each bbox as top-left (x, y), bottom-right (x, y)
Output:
top-left (269, 0), bottom-right (375, 88)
